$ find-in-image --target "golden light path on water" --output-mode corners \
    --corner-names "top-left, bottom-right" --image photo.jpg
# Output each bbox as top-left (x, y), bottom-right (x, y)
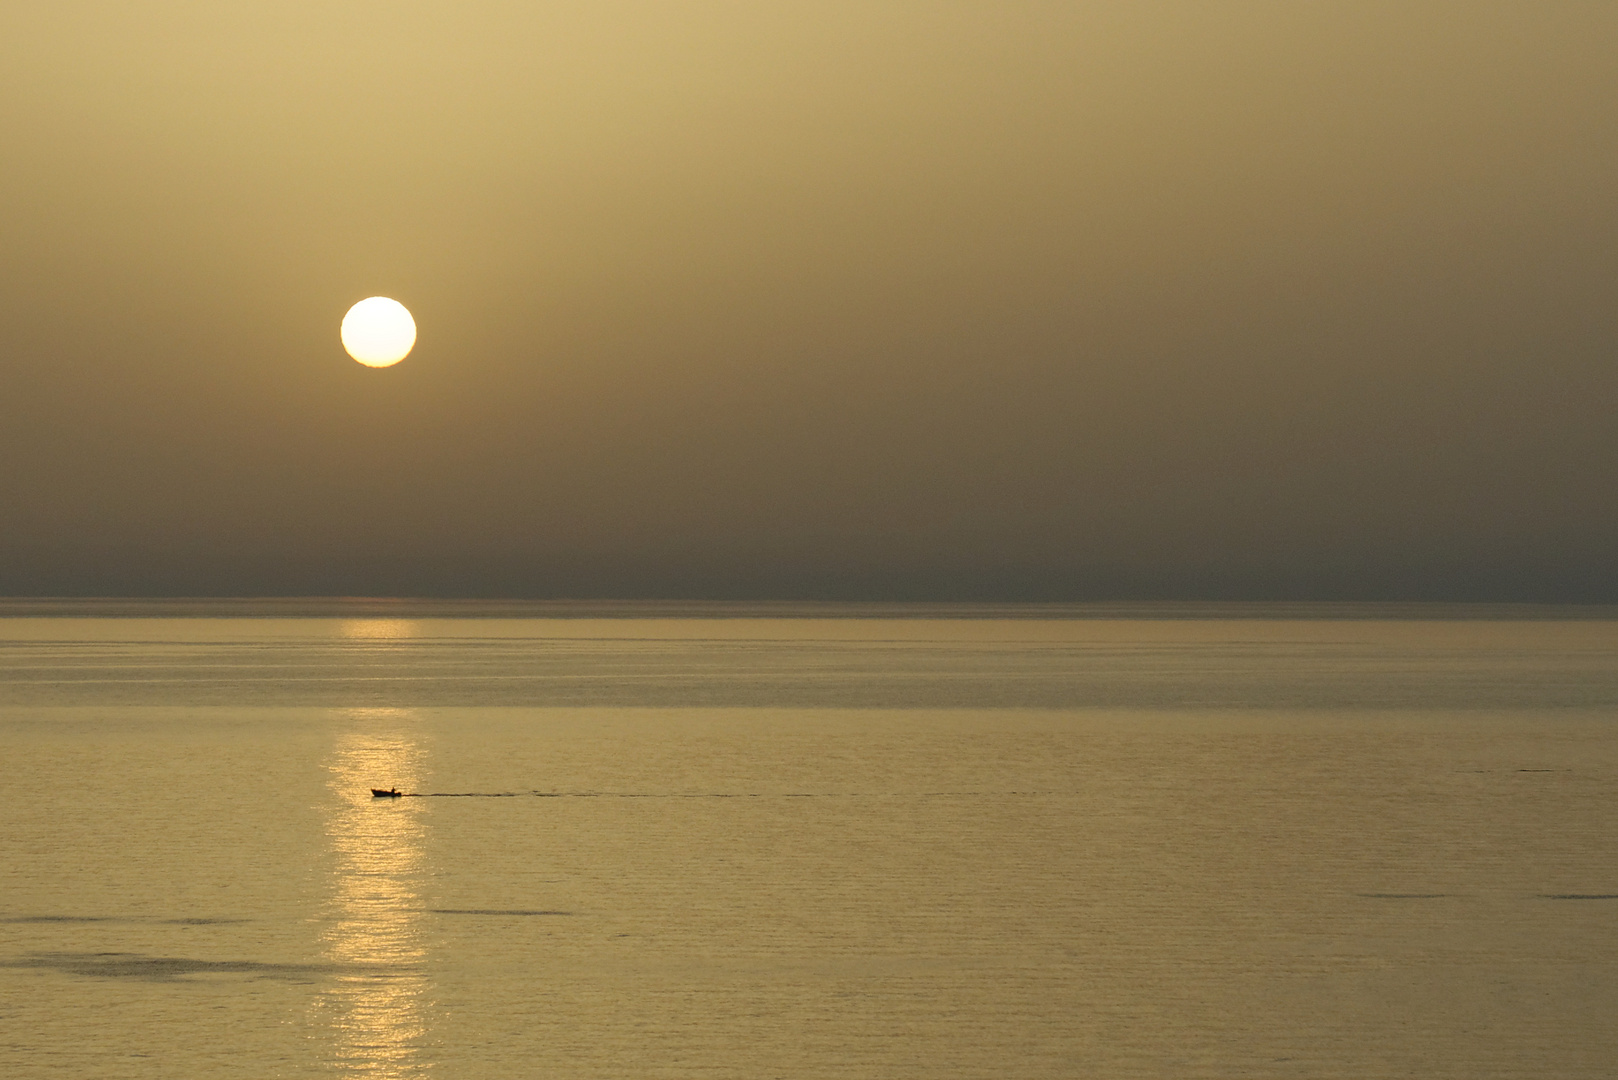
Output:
top-left (317, 707), bottom-right (431, 1077)
top-left (339, 619), bottom-right (424, 641)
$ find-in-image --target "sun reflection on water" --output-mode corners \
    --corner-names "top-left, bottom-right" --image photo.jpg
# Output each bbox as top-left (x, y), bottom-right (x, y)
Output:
top-left (339, 620), bottom-right (423, 641)
top-left (317, 709), bottom-right (432, 1077)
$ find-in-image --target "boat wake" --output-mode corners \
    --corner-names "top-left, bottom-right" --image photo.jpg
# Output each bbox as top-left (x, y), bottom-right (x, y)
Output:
top-left (372, 790), bottom-right (1064, 799)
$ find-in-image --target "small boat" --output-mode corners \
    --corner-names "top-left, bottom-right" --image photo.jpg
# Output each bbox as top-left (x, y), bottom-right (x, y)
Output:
top-left (371, 788), bottom-right (402, 798)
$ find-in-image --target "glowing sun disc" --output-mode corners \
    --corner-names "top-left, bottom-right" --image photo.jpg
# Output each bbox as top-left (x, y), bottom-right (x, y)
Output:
top-left (341, 297), bottom-right (416, 367)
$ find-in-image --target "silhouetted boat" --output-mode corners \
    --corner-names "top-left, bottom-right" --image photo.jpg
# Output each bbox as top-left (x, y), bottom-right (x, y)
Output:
top-left (371, 788), bottom-right (402, 798)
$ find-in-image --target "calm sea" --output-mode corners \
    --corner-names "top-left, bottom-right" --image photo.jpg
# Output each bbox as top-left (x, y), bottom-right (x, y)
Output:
top-left (3, 601), bottom-right (1617, 1078)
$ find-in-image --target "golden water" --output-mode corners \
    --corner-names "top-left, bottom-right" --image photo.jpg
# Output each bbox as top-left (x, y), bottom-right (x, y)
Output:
top-left (3, 607), bottom-right (1617, 1077)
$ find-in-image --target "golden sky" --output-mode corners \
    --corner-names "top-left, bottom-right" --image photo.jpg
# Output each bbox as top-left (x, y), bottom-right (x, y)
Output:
top-left (2, 2), bottom-right (1615, 598)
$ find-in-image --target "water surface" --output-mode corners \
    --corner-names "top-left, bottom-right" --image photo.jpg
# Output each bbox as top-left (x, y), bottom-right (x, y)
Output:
top-left (3, 603), bottom-right (1616, 1078)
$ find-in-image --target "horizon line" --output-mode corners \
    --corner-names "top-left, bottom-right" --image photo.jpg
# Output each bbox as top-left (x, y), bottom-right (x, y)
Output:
top-left (4, 597), bottom-right (1618, 621)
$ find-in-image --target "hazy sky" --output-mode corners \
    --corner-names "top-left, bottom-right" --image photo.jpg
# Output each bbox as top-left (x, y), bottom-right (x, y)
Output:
top-left (3, 2), bottom-right (1615, 600)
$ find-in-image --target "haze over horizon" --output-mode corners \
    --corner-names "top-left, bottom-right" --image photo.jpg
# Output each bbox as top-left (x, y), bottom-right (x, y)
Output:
top-left (3, 2), bottom-right (1616, 601)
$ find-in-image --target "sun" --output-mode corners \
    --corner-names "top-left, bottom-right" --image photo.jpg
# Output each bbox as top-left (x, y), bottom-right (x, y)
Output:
top-left (341, 297), bottom-right (416, 367)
